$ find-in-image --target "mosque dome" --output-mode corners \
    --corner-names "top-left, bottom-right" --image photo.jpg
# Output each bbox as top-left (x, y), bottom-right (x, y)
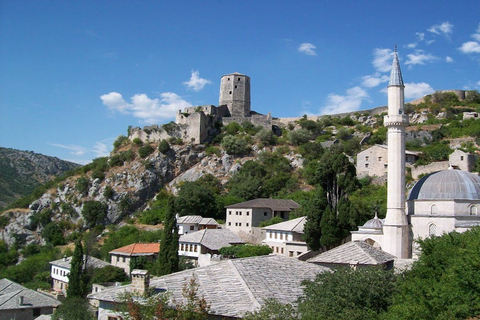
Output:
top-left (408, 169), bottom-right (480, 201)
top-left (362, 215), bottom-right (384, 228)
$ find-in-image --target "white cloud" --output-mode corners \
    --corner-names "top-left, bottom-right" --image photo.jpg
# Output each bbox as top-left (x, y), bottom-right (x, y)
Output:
top-left (404, 82), bottom-right (435, 100)
top-left (446, 56), bottom-right (454, 63)
top-left (92, 141), bottom-right (110, 158)
top-left (405, 50), bottom-right (437, 65)
top-left (101, 91), bottom-right (192, 123)
top-left (473, 23), bottom-right (480, 42)
top-left (50, 143), bottom-right (87, 156)
top-left (427, 22), bottom-right (453, 38)
top-left (459, 41), bottom-right (480, 54)
top-left (183, 70), bottom-right (212, 91)
top-left (372, 48), bottom-right (393, 72)
top-left (407, 32), bottom-right (425, 48)
top-left (320, 86), bottom-right (369, 115)
top-left (361, 73), bottom-right (389, 88)
top-left (298, 43), bottom-right (317, 56)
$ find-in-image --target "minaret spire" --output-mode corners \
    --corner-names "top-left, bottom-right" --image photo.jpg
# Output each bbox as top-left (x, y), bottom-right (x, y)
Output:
top-left (382, 47), bottom-right (410, 259)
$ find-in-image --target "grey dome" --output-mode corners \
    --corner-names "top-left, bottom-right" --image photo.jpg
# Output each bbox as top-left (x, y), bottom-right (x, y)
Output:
top-left (362, 216), bottom-right (384, 228)
top-left (408, 169), bottom-right (480, 201)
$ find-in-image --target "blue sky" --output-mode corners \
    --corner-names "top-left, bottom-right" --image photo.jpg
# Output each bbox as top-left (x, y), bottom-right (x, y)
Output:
top-left (1, 1), bottom-right (480, 164)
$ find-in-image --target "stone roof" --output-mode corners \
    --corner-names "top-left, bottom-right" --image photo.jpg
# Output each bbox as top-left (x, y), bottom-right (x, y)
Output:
top-left (263, 216), bottom-right (306, 233)
top-left (179, 229), bottom-right (244, 250)
top-left (109, 243), bottom-right (160, 257)
top-left (0, 278), bottom-right (61, 310)
top-left (408, 169), bottom-right (480, 201)
top-left (88, 255), bottom-right (329, 318)
top-left (226, 199), bottom-right (300, 211)
top-left (307, 241), bottom-right (396, 265)
top-left (49, 255), bottom-right (111, 269)
top-left (176, 215), bottom-right (219, 226)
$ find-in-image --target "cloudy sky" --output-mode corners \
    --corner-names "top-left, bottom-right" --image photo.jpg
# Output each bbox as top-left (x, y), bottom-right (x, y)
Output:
top-left (1, 1), bottom-right (480, 164)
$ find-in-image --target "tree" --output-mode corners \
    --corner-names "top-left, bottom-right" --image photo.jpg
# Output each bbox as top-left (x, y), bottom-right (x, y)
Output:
top-left (159, 139), bottom-right (171, 154)
top-left (175, 180), bottom-right (218, 218)
top-left (90, 265), bottom-right (128, 285)
top-left (385, 227), bottom-right (480, 320)
top-left (52, 297), bottom-right (96, 320)
top-left (67, 239), bottom-right (88, 298)
top-left (221, 134), bottom-right (250, 155)
top-left (303, 187), bottom-right (328, 251)
top-left (298, 267), bottom-right (396, 320)
top-left (244, 298), bottom-right (299, 320)
top-left (156, 196), bottom-right (179, 276)
top-left (82, 200), bottom-right (107, 229)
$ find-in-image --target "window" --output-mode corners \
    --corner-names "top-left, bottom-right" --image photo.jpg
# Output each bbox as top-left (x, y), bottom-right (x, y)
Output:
top-left (238, 78), bottom-right (241, 81)
top-left (461, 156), bottom-right (464, 161)
top-left (281, 248), bottom-right (284, 254)
top-left (471, 206), bottom-right (477, 215)
top-left (228, 222), bottom-right (231, 226)
top-left (384, 164), bottom-right (388, 168)
top-left (235, 85), bottom-right (237, 89)
top-left (33, 308), bottom-right (41, 317)
top-left (280, 233), bottom-right (283, 240)
top-left (229, 91), bottom-right (232, 94)
top-left (227, 78), bottom-right (230, 81)
top-left (194, 245), bottom-right (198, 252)
top-left (264, 212), bottom-right (268, 216)
top-left (365, 156), bottom-right (369, 160)
top-left (190, 226), bottom-right (194, 230)
top-left (378, 156), bottom-right (382, 161)
top-left (246, 223), bottom-right (249, 227)
top-left (239, 223), bottom-right (242, 226)
top-left (276, 247), bottom-right (279, 253)
top-left (229, 211), bottom-right (232, 215)
top-left (289, 251), bottom-right (294, 257)
top-left (181, 244), bottom-right (184, 251)
top-left (246, 211), bottom-right (250, 216)
top-left (365, 163), bottom-right (369, 168)
top-left (274, 233), bottom-right (277, 239)
top-left (431, 204), bottom-right (438, 215)
top-left (429, 224), bottom-right (437, 236)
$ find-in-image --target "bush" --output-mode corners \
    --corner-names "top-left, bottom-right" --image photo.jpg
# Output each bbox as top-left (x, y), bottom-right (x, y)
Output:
top-left (255, 129), bottom-right (276, 146)
top-left (159, 139), bottom-right (171, 154)
top-left (132, 138), bottom-right (144, 146)
top-left (113, 135), bottom-right (129, 150)
top-left (219, 244), bottom-right (272, 258)
top-left (138, 144), bottom-right (154, 158)
top-left (221, 135), bottom-right (250, 155)
top-left (82, 201), bottom-right (107, 229)
top-left (103, 185), bottom-right (114, 199)
top-left (288, 129), bottom-right (312, 145)
top-left (76, 177), bottom-right (90, 195)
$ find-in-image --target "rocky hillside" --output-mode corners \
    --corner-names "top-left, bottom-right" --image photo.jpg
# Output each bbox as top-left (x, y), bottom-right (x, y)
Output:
top-left (0, 147), bottom-right (81, 210)
top-left (1, 90), bottom-right (479, 247)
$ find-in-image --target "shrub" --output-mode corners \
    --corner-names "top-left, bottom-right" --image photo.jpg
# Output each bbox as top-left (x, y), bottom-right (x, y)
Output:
top-left (288, 129), bottom-right (312, 145)
top-left (138, 144), bottom-right (154, 158)
top-left (132, 138), bottom-right (144, 146)
top-left (221, 135), bottom-right (250, 155)
top-left (113, 135), bottom-right (129, 150)
top-left (103, 186), bottom-right (114, 200)
top-left (76, 177), bottom-right (89, 195)
top-left (159, 139), bottom-right (171, 154)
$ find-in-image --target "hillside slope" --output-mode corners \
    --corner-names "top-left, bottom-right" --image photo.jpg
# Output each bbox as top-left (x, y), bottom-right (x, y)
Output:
top-left (0, 147), bottom-right (81, 209)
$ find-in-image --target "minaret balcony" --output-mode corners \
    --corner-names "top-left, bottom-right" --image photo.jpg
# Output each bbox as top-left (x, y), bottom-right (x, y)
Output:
top-left (384, 114), bottom-right (409, 127)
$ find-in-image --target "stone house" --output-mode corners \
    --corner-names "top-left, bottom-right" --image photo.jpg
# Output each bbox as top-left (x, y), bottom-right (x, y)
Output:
top-left (449, 149), bottom-right (477, 171)
top-left (178, 228), bottom-right (244, 267)
top-left (0, 278), bottom-right (61, 320)
top-left (176, 215), bottom-right (220, 235)
top-left (50, 255), bottom-right (111, 295)
top-left (225, 199), bottom-right (300, 242)
top-left (109, 243), bottom-right (160, 275)
top-left (356, 144), bottom-right (419, 178)
top-left (87, 255), bottom-right (329, 320)
top-left (262, 216), bottom-right (308, 257)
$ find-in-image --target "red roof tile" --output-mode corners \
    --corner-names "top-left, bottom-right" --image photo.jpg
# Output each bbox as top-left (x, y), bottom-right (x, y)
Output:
top-left (109, 243), bottom-right (160, 256)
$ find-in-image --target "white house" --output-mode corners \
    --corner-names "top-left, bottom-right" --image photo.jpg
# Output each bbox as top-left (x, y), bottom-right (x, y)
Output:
top-left (50, 255), bottom-right (111, 295)
top-left (178, 228), bottom-right (244, 266)
top-left (262, 216), bottom-right (308, 257)
top-left (176, 215), bottom-right (220, 235)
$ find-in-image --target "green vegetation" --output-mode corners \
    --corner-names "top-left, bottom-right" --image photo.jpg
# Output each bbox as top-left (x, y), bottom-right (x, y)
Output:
top-left (155, 196), bottom-right (179, 276)
top-left (218, 244), bottom-right (272, 258)
top-left (159, 139), bottom-right (171, 154)
top-left (67, 239), bottom-right (88, 298)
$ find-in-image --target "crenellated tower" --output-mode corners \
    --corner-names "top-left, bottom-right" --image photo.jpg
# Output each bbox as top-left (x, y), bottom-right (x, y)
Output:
top-left (382, 47), bottom-right (410, 258)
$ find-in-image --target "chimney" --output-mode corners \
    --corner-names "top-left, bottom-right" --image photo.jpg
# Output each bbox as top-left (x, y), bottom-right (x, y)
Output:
top-left (131, 269), bottom-right (149, 296)
top-left (18, 295), bottom-right (24, 305)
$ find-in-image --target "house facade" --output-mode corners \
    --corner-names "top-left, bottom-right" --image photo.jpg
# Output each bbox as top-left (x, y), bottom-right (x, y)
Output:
top-left (225, 199), bottom-right (300, 242)
top-left (0, 278), bottom-right (61, 320)
top-left (176, 215), bottom-right (220, 235)
top-left (178, 228), bottom-right (244, 266)
top-left (109, 243), bottom-right (160, 275)
top-left (50, 255), bottom-right (111, 295)
top-left (262, 216), bottom-right (308, 257)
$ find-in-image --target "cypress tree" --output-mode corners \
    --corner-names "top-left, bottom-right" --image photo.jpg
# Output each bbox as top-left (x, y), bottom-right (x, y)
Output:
top-left (67, 239), bottom-right (87, 298)
top-left (303, 187), bottom-right (328, 251)
top-left (156, 196), bottom-right (179, 276)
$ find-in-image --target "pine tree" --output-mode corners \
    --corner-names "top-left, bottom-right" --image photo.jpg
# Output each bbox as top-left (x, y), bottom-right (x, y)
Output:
top-left (67, 239), bottom-right (87, 298)
top-left (156, 196), bottom-right (179, 276)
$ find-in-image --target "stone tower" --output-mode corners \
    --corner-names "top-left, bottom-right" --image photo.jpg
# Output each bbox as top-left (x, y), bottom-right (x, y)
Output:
top-left (382, 48), bottom-right (410, 259)
top-left (219, 73), bottom-right (251, 117)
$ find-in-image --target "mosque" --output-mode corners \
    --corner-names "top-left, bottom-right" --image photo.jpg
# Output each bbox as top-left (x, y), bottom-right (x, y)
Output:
top-left (351, 49), bottom-right (480, 259)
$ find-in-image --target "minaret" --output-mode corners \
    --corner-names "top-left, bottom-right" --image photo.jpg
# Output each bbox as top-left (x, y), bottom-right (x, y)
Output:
top-left (382, 47), bottom-right (410, 258)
